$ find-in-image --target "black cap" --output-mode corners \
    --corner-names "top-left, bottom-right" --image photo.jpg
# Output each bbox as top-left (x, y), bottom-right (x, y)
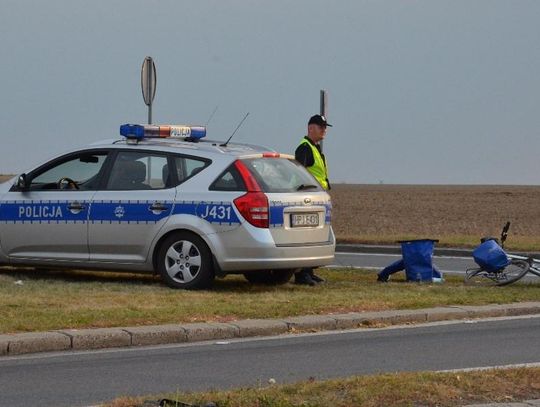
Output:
top-left (308, 114), bottom-right (332, 127)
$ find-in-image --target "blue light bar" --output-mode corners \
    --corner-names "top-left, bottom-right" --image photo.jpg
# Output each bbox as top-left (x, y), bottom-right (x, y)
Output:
top-left (120, 124), bottom-right (145, 139)
top-left (119, 124), bottom-right (206, 140)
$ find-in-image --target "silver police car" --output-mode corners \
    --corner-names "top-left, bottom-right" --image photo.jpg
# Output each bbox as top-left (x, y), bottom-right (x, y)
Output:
top-left (0, 124), bottom-right (335, 289)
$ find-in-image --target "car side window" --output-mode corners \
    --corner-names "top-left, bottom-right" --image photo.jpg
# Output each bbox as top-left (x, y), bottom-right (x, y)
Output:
top-left (106, 151), bottom-right (169, 190)
top-left (172, 156), bottom-right (209, 186)
top-left (29, 152), bottom-right (109, 191)
top-left (209, 165), bottom-right (246, 191)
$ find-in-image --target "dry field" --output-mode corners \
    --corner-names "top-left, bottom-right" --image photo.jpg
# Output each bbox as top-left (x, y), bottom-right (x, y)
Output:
top-left (2, 174), bottom-right (539, 249)
top-left (330, 184), bottom-right (540, 249)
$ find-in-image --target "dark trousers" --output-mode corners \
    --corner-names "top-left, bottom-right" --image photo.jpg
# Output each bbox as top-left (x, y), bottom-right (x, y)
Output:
top-left (378, 259), bottom-right (405, 280)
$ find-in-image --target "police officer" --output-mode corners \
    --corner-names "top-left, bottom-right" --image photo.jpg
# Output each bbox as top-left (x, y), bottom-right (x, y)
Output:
top-left (294, 114), bottom-right (332, 285)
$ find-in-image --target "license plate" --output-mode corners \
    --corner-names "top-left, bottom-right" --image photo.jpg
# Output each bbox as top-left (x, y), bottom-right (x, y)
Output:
top-left (290, 213), bottom-right (319, 227)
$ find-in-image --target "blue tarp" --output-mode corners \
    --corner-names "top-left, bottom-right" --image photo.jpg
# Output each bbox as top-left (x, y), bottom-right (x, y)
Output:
top-left (379, 239), bottom-right (442, 282)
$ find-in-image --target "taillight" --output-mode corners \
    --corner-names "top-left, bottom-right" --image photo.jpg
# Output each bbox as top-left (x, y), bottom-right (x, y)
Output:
top-left (234, 191), bottom-right (269, 228)
top-left (233, 160), bottom-right (269, 228)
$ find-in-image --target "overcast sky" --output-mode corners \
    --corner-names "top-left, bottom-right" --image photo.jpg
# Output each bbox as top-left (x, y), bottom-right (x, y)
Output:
top-left (1, 1), bottom-right (539, 184)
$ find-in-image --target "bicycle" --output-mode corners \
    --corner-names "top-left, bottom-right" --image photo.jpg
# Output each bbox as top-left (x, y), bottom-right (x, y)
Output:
top-left (465, 222), bottom-right (531, 286)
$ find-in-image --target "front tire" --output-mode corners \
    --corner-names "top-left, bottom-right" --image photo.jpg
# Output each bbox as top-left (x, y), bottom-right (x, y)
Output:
top-left (243, 269), bottom-right (296, 285)
top-left (157, 231), bottom-right (214, 289)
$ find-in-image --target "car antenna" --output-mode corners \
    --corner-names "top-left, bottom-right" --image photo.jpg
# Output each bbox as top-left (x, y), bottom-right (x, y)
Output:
top-left (220, 112), bottom-right (250, 147)
top-left (205, 105), bottom-right (219, 126)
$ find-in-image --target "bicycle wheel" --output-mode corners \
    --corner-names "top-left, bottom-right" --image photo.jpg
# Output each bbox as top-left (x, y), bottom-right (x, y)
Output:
top-left (497, 259), bottom-right (530, 285)
top-left (465, 268), bottom-right (499, 286)
top-left (465, 259), bottom-right (529, 287)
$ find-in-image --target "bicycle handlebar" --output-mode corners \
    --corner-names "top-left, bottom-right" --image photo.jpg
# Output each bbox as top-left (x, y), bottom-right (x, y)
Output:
top-left (500, 221), bottom-right (511, 248)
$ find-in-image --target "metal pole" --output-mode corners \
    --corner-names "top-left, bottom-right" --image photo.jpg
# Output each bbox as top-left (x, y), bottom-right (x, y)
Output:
top-left (147, 64), bottom-right (153, 124)
top-left (320, 89), bottom-right (327, 151)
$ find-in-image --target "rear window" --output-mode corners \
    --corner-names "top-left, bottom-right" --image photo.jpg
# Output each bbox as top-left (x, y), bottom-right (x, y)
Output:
top-left (241, 158), bottom-right (322, 193)
top-left (210, 166), bottom-right (246, 191)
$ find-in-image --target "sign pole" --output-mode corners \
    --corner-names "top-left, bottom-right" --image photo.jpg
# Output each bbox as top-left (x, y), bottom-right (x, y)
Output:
top-left (320, 89), bottom-right (327, 151)
top-left (148, 87), bottom-right (152, 124)
top-left (141, 56), bottom-right (157, 180)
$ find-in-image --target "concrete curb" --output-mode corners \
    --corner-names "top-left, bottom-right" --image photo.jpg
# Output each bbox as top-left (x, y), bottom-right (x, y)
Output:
top-left (58, 328), bottom-right (131, 350)
top-left (0, 332), bottom-right (70, 356)
top-left (2, 302), bottom-right (540, 357)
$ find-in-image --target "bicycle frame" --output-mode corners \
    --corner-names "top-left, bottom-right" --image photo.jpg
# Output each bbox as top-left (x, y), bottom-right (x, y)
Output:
top-left (507, 253), bottom-right (540, 277)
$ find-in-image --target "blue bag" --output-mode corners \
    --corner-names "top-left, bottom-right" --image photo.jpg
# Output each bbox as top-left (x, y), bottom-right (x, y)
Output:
top-left (400, 239), bottom-right (439, 282)
top-left (472, 239), bottom-right (510, 272)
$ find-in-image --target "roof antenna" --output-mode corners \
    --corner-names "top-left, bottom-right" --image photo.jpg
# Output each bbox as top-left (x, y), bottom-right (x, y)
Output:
top-left (205, 105), bottom-right (219, 126)
top-left (220, 112), bottom-right (250, 147)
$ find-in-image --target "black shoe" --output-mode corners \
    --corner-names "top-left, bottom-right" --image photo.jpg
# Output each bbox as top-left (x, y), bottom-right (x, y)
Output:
top-left (295, 271), bottom-right (316, 286)
top-left (306, 268), bottom-right (325, 283)
top-left (377, 274), bottom-right (389, 282)
top-left (310, 273), bottom-right (325, 283)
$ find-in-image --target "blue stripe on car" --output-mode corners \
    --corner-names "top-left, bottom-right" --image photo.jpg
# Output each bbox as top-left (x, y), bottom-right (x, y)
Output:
top-left (172, 201), bottom-right (240, 225)
top-left (0, 201), bottom-right (89, 223)
top-left (91, 201), bottom-right (172, 223)
top-left (0, 201), bottom-right (241, 225)
top-left (0, 201), bottom-right (330, 226)
top-left (269, 201), bottom-right (332, 227)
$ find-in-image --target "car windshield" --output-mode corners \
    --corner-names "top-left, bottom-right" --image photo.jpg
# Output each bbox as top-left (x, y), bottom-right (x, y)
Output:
top-left (241, 157), bottom-right (322, 193)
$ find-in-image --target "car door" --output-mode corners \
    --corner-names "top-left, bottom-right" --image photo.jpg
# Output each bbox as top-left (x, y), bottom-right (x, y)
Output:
top-left (0, 150), bottom-right (109, 260)
top-left (88, 150), bottom-right (176, 263)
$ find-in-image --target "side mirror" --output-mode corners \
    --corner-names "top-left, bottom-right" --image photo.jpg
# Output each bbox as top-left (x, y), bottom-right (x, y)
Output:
top-left (16, 174), bottom-right (29, 190)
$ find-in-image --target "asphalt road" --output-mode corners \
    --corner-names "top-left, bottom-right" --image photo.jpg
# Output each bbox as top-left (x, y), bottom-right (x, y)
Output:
top-left (334, 252), bottom-right (476, 275)
top-left (2, 316), bottom-right (540, 407)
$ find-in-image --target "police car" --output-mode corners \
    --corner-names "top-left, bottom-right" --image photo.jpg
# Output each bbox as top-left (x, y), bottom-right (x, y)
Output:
top-left (0, 124), bottom-right (335, 289)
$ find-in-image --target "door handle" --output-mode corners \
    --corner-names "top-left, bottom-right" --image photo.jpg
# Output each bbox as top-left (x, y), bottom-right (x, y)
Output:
top-left (149, 202), bottom-right (169, 212)
top-left (67, 202), bottom-right (85, 211)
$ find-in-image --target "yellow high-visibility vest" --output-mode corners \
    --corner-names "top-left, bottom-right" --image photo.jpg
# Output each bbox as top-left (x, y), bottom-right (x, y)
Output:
top-left (298, 139), bottom-right (329, 190)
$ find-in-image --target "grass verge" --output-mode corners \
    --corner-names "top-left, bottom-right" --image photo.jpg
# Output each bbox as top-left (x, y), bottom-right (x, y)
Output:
top-left (105, 367), bottom-right (540, 407)
top-left (2, 267), bottom-right (540, 334)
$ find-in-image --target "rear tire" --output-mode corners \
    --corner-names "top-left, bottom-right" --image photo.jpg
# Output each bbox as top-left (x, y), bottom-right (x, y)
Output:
top-left (243, 269), bottom-right (296, 285)
top-left (156, 231), bottom-right (214, 289)
top-left (465, 259), bottom-right (529, 287)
